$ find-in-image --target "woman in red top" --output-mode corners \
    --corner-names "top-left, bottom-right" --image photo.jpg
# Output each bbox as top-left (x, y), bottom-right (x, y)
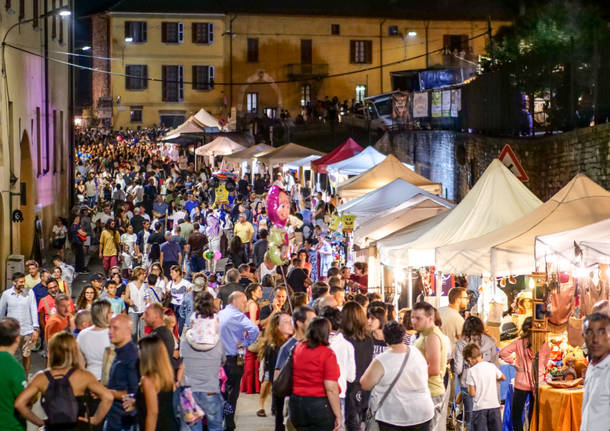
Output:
top-left (289, 317), bottom-right (342, 431)
top-left (349, 262), bottom-right (368, 294)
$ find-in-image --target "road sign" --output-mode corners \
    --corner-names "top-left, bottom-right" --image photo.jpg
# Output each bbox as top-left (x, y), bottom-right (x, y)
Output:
top-left (499, 144), bottom-right (529, 182)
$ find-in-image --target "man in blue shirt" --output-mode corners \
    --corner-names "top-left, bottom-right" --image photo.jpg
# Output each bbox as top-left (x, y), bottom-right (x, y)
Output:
top-left (184, 192), bottom-right (199, 214)
top-left (105, 314), bottom-right (139, 431)
top-left (160, 232), bottom-right (182, 278)
top-left (218, 291), bottom-right (259, 431)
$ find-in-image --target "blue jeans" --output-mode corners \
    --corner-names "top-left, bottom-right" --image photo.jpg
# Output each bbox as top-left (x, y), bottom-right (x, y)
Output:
top-left (190, 255), bottom-right (206, 274)
top-left (472, 407), bottom-right (502, 431)
top-left (189, 392), bottom-right (224, 431)
top-left (461, 386), bottom-right (474, 431)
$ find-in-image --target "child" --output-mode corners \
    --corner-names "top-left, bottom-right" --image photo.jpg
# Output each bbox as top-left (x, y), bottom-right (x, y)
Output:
top-left (105, 279), bottom-right (126, 316)
top-left (464, 343), bottom-right (506, 431)
top-left (73, 310), bottom-right (93, 337)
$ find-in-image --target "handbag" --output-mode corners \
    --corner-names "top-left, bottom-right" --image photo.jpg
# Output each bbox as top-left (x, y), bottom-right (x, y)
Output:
top-left (177, 386), bottom-right (205, 426)
top-left (272, 344), bottom-right (296, 398)
top-left (364, 347), bottom-right (411, 431)
top-left (567, 315), bottom-right (584, 347)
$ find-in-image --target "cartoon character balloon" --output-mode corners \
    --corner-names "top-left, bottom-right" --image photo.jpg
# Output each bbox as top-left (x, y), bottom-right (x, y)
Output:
top-left (266, 185), bottom-right (291, 228)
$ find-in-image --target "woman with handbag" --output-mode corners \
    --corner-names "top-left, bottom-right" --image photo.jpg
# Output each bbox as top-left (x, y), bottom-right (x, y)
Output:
top-left (360, 321), bottom-right (434, 431)
top-left (241, 283), bottom-right (263, 395)
top-left (289, 317), bottom-right (342, 431)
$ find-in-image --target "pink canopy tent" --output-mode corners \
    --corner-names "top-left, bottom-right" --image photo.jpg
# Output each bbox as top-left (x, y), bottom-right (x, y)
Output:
top-left (311, 138), bottom-right (363, 174)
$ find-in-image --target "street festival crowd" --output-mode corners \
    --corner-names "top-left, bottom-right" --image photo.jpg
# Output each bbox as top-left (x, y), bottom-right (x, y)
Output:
top-left (0, 127), bottom-right (608, 431)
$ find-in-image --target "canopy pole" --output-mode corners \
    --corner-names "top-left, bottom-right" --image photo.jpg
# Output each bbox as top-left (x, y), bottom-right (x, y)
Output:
top-left (408, 267), bottom-right (413, 308)
top-left (435, 270), bottom-right (442, 309)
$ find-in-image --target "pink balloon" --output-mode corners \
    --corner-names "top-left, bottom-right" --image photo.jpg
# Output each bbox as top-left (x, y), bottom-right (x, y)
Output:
top-left (214, 250), bottom-right (222, 261)
top-left (266, 185), bottom-right (290, 227)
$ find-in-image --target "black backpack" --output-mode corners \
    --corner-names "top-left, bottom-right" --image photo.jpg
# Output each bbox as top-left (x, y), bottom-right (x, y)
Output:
top-left (42, 369), bottom-right (79, 425)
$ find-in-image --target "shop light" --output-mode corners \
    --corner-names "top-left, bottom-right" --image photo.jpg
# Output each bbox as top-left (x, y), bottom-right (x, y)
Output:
top-left (393, 268), bottom-right (406, 284)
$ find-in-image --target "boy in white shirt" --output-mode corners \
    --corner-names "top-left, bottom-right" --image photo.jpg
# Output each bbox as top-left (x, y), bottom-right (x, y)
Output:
top-left (464, 343), bottom-right (505, 431)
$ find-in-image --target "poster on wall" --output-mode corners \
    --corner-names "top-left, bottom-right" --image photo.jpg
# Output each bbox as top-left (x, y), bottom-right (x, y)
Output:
top-left (431, 91), bottom-right (442, 117)
top-left (413, 92), bottom-right (428, 118)
top-left (392, 92), bottom-right (411, 123)
top-left (451, 89), bottom-right (461, 117)
top-left (442, 90), bottom-right (451, 117)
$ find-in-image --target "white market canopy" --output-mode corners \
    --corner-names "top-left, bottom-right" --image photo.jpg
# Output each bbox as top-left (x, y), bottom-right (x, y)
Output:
top-left (383, 159), bottom-right (542, 268)
top-left (256, 143), bottom-right (325, 165)
top-left (194, 136), bottom-right (246, 156)
top-left (162, 116), bottom-right (205, 141)
top-left (193, 108), bottom-right (222, 129)
top-left (223, 143), bottom-right (274, 163)
top-left (337, 154), bottom-right (442, 198)
top-left (327, 146), bottom-right (387, 176)
top-left (351, 183), bottom-right (454, 247)
top-left (283, 155), bottom-right (322, 169)
top-left (437, 174), bottom-right (610, 276)
top-left (535, 218), bottom-right (610, 268)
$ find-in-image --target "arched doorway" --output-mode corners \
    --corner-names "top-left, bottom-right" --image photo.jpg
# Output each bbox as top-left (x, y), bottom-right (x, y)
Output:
top-left (18, 131), bottom-right (37, 259)
top-left (237, 70), bottom-right (283, 115)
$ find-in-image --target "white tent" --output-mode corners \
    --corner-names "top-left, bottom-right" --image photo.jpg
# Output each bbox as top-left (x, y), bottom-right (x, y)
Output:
top-left (353, 192), bottom-right (453, 247)
top-left (223, 143), bottom-right (274, 163)
top-left (193, 108), bottom-right (222, 130)
top-left (337, 154), bottom-right (442, 198)
top-left (535, 218), bottom-right (610, 268)
top-left (436, 174), bottom-right (610, 276)
top-left (162, 116), bottom-right (205, 141)
top-left (384, 159), bottom-right (542, 268)
top-left (327, 146), bottom-right (387, 176)
top-left (283, 155), bottom-right (322, 169)
top-left (256, 143), bottom-right (325, 165)
top-left (195, 136), bottom-right (246, 156)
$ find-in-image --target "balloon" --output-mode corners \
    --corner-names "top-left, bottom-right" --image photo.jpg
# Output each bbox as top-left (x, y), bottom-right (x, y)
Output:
top-left (225, 179), bottom-right (236, 192)
top-left (269, 228), bottom-right (284, 246)
top-left (266, 185), bottom-right (290, 227)
top-left (268, 245), bottom-right (284, 266)
top-left (214, 250), bottom-right (222, 261)
top-left (208, 176), bottom-right (219, 189)
top-left (205, 250), bottom-right (215, 261)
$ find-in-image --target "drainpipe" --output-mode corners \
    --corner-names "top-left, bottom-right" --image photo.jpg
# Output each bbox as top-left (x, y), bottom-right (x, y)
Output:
top-left (379, 19), bottom-right (385, 94)
top-left (424, 21), bottom-right (429, 68)
top-left (229, 15), bottom-right (237, 110)
top-left (44, 0), bottom-right (50, 174)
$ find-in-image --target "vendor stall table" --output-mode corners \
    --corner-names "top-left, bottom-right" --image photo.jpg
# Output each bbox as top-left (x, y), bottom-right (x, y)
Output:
top-left (531, 385), bottom-right (583, 431)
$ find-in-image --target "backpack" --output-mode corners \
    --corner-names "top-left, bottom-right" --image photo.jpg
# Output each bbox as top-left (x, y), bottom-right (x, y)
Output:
top-left (42, 369), bottom-right (80, 425)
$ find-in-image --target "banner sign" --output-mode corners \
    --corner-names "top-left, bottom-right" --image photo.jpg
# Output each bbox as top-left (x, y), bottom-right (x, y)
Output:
top-left (431, 91), bottom-right (442, 117)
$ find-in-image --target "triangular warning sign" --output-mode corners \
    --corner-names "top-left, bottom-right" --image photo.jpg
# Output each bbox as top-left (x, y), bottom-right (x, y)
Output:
top-left (499, 144), bottom-right (528, 182)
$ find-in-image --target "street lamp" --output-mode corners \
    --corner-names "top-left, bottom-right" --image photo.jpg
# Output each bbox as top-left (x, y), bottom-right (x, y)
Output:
top-left (79, 46), bottom-right (91, 51)
top-left (124, 37), bottom-right (133, 43)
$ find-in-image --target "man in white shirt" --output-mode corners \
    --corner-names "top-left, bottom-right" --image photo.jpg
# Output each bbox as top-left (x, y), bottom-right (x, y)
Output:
top-left (580, 312), bottom-right (610, 431)
top-left (320, 306), bottom-right (355, 427)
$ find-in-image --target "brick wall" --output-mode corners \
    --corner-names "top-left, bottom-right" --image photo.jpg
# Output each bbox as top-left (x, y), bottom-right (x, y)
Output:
top-left (91, 15), bottom-right (110, 105)
top-left (375, 122), bottom-right (610, 202)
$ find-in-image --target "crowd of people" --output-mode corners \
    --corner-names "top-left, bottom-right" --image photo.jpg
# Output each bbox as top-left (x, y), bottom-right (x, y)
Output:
top-left (0, 128), bottom-right (608, 431)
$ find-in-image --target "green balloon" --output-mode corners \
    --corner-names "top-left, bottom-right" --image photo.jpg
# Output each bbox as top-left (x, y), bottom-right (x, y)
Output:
top-left (204, 249), bottom-right (214, 260)
top-left (269, 228), bottom-right (284, 246)
top-left (268, 245), bottom-right (284, 266)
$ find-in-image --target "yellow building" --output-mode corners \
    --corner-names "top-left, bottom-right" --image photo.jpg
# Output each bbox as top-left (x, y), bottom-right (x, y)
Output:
top-left (100, 1), bottom-right (514, 127)
top-left (0, 0), bottom-right (72, 289)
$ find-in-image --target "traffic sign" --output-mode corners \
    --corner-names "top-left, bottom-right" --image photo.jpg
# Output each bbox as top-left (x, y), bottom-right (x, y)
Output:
top-left (499, 144), bottom-right (529, 182)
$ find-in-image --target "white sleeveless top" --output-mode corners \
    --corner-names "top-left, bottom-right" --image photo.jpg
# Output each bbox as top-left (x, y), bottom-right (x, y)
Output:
top-left (372, 348), bottom-right (434, 427)
top-left (259, 263), bottom-right (277, 281)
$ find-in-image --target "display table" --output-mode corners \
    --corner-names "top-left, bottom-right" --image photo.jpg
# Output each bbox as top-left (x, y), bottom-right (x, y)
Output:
top-left (530, 385), bottom-right (583, 431)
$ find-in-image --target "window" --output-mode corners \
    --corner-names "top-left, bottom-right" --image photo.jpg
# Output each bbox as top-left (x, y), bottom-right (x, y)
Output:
top-left (443, 34), bottom-right (468, 53)
top-left (52, 110), bottom-right (57, 173)
top-left (301, 85), bottom-right (311, 107)
top-left (32, 0), bottom-right (38, 29)
top-left (162, 22), bottom-right (184, 44)
top-left (162, 65), bottom-right (184, 102)
top-left (355, 85), bottom-right (366, 103)
top-left (124, 21), bottom-right (147, 43)
top-left (51, 0), bottom-right (56, 39)
top-left (58, 1), bottom-right (64, 44)
top-left (388, 25), bottom-right (398, 36)
top-left (301, 39), bottom-right (312, 65)
top-left (331, 24), bottom-right (340, 35)
top-left (18, 0), bottom-right (24, 20)
top-left (247, 38), bottom-right (259, 63)
top-left (125, 65), bottom-right (148, 90)
top-left (5, 0), bottom-right (10, 10)
top-left (192, 22), bottom-right (214, 44)
top-left (192, 65), bottom-right (214, 90)
top-left (130, 106), bottom-right (143, 122)
top-left (350, 40), bottom-right (372, 64)
top-left (246, 93), bottom-right (258, 113)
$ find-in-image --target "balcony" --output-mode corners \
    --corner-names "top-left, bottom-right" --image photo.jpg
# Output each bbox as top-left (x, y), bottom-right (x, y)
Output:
top-left (285, 63), bottom-right (329, 80)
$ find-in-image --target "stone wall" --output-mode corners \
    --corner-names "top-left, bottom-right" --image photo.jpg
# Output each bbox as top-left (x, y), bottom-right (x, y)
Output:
top-left (375, 122), bottom-right (610, 202)
top-left (91, 15), bottom-right (110, 105)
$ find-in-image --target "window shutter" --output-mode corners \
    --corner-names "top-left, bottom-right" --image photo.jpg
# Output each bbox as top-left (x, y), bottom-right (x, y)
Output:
top-left (191, 23), bottom-right (197, 43)
top-left (142, 66), bottom-right (148, 89)
top-left (350, 40), bottom-right (356, 63)
top-left (162, 66), bottom-right (167, 101)
top-left (178, 22), bottom-right (184, 43)
top-left (208, 66), bottom-right (215, 89)
top-left (460, 34), bottom-right (468, 51)
top-left (125, 65), bottom-right (132, 89)
top-left (192, 66), bottom-right (198, 89)
top-left (125, 22), bottom-right (130, 38)
top-left (142, 22), bottom-right (147, 42)
top-left (161, 22), bottom-right (167, 43)
top-left (365, 41), bottom-right (372, 64)
top-left (208, 23), bottom-right (214, 43)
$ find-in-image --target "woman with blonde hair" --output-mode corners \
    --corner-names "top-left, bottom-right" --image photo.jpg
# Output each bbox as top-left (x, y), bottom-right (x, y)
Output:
top-left (125, 335), bottom-right (179, 431)
top-left (125, 266), bottom-right (148, 339)
top-left (15, 332), bottom-right (113, 430)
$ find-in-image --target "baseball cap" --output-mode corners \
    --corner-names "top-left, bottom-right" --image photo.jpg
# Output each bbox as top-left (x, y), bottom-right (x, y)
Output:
top-left (192, 276), bottom-right (207, 292)
top-left (89, 273), bottom-right (104, 282)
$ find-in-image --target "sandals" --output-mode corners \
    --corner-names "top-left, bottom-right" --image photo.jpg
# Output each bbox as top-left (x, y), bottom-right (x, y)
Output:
top-left (256, 409), bottom-right (267, 417)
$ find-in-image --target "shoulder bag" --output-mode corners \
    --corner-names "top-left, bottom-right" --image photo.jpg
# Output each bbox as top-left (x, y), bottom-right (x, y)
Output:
top-left (364, 347), bottom-right (411, 431)
top-left (272, 343), bottom-right (297, 398)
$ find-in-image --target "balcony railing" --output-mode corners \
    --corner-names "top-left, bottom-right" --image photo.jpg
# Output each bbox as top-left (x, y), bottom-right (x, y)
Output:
top-left (285, 63), bottom-right (329, 80)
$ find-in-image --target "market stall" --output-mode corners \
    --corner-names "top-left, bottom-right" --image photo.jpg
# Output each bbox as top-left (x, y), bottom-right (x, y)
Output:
top-left (162, 115), bottom-right (207, 141)
top-left (326, 145), bottom-right (387, 182)
top-left (336, 154), bottom-right (442, 199)
top-left (195, 136), bottom-right (247, 167)
top-left (311, 137), bottom-right (362, 174)
top-left (193, 107), bottom-right (223, 130)
top-left (222, 143), bottom-right (274, 177)
top-left (255, 142), bottom-right (325, 166)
